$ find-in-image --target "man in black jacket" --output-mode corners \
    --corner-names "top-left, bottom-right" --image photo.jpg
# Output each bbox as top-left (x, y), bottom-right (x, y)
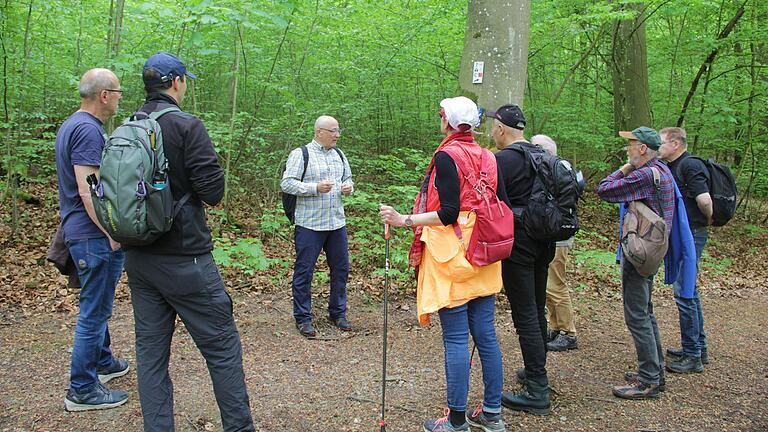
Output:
top-left (123, 52), bottom-right (254, 432)
top-left (488, 104), bottom-right (554, 416)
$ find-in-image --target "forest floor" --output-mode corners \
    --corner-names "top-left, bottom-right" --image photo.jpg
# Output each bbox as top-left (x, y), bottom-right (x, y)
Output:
top-left (1, 182), bottom-right (767, 432)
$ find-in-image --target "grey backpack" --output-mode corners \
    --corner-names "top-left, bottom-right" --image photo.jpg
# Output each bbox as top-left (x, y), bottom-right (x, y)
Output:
top-left (621, 167), bottom-right (668, 277)
top-left (91, 107), bottom-right (190, 246)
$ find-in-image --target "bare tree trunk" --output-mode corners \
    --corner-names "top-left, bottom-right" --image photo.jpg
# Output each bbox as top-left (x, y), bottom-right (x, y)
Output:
top-left (458, 0), bottom-right (530, 141)
top-left (105, 0), bottom-right (114, 58)
top-left (610, 2), bottom-right (652, 133)
top-left (223, 24), bottom-right (242, 222)
top-left (110, 0), bottom-right (125, 59)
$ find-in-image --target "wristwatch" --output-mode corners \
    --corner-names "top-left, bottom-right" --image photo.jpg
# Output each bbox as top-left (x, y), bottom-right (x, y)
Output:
top-left (404, 215), bottom-right (413, 228)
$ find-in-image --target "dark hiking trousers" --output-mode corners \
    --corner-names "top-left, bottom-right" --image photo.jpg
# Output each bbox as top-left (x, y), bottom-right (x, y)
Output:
top-left (501, 228), bottom-right (555, 382)
top-left (621, 256), bottom-right (664, 385)
top-left (125, 251), bottom-right (254, 432)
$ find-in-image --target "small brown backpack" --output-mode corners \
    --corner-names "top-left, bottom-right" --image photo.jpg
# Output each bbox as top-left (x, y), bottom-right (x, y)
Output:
top-left (621, 167), bottom-right (668, 277)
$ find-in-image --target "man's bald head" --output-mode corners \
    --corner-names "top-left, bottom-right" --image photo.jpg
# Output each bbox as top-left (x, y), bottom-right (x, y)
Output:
top-left (78, 68), bottom-right (118, 100)
top-left (314, 115), bottom-right (340, 149)
top-left (531, 134), bottom-right (557, 156)
top-left (315, 115), bottom-right (337, 130)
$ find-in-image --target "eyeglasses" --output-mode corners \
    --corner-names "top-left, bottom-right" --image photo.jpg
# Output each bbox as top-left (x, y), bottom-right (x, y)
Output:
top-left (103, 89), bottom-right (123, 94)
top-left (319, 127), bottom-right (342, 135)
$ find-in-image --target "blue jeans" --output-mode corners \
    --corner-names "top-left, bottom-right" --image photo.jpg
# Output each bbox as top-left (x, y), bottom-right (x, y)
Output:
top-left (673, 227), bottom-right (709, 357)
top-left (438, 295), bottom-right (503, 414)
top-left (66, 237), bottom-right (125, 392)
top-left (292, 226), bottom-right (349, 323)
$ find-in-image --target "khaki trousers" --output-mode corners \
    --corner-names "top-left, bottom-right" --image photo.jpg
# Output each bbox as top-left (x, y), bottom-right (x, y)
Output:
top-left (546, 246), bottom-right (577, 335)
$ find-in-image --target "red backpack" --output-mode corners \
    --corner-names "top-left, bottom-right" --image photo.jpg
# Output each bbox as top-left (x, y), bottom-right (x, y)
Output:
top-left (444, 146), bottom-right (515, 266)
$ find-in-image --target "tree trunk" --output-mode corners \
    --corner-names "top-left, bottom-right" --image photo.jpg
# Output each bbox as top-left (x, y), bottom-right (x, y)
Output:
top-left (610, 2), bottom-right (652, 133)
top-left (458, 0), bottom-right (530, 141)
top-left (110, 0), bottom-right (125, 59)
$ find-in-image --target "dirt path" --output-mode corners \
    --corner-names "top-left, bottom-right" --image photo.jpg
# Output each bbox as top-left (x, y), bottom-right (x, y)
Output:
top-left (1, 281), bottom-right (766, 432)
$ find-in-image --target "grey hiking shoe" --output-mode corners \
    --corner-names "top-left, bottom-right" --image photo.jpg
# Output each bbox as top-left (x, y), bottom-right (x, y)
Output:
top-left (667, 355), bottom-right (704, 374)
top-left (97, 358), bottom-right (129, 384)
top-left (667, 347), bottom-right (709, 364)
top-left (466, 404), bottom-right (506, 432)
top-left (64, 382), bottom-right (128, 412)
top-left (547, 332), bottom-right (578, 352)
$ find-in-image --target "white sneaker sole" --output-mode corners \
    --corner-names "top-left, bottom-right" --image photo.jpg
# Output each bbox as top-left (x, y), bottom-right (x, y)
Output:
top-left (98, 364), bottom-right (130, 384)
top-left (64, 396), bottom-right (128, 412)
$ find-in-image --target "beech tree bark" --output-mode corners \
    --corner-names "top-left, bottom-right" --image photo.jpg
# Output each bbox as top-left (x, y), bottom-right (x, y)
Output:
top-left (458, 0), bottom-right (530, 135)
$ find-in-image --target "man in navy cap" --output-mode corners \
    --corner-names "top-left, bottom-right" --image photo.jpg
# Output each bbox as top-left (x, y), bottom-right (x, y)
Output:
top-left (122, 52), bottom-right (255, 432)
top-left (488, 104), bottom-right (555, 416)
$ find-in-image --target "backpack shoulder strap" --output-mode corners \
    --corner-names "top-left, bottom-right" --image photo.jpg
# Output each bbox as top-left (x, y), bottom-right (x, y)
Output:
top-left (649, 166), bottom-right (664, 218)
top-left (149, 106), bottom-right (182, 120)
top-left (299, 145), bottom-right (310, 182)
top-left (332, 147), bottom-right (348, 179)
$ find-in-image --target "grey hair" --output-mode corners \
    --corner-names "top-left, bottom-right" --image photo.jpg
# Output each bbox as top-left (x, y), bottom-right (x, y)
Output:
top-left (531, 134), bottom-right (557, 156)
top-left (78, 68), bottom-right (117, 100)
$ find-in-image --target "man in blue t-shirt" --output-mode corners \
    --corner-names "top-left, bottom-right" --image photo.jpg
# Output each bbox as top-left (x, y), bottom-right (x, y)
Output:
top-left (55, 68), bottom-right (130, 412)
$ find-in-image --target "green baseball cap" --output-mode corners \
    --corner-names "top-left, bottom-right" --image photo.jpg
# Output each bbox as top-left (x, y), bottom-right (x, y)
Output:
top-left (619, 126), bottom-right (661, 150)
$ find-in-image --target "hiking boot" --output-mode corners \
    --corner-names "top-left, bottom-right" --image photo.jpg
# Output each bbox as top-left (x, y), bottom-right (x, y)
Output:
top-left (546, 332), bottom-right (578, 352)
top-left (296, 321), bottom-right (317, 338)
top-left (624, 371), bottom-right (666, 392)
top-left (612, 381), bottom-right (659, 400)
top-left (666, 355), bottom-right (704, 374)
top-left (423, 414), bottom-right (469, 432)
top-left (97, 358), bottom-right (129, 384)
top-left (330, 316), bottom-right (352, 331)
top-left (667, 347), bottom-right (709, 364)
top-left (515, 367), bottom-right (526, 385)
top-left (64, 382), bottom-right (129, 412)
top-left (501, 376), bottom-right (550, 415)
top-left (466, 404), bottom-right (506, 432)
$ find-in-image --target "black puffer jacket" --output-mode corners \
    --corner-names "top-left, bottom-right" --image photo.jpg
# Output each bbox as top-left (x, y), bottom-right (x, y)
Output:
top-left (126, 92), bottom-right (224, 255)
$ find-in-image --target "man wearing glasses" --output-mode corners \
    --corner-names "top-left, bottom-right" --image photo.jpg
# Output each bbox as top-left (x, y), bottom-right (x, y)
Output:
top-left (56, 68), bottom-right (130, 411)
top-left (281, 115), bottom-right (354, 338)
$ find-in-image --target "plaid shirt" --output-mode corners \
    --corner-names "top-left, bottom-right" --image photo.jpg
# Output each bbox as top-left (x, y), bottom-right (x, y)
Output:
top-left (281, 140), bottom-right (353, 231)
top-left (597, 158), bottom-right (675, 232)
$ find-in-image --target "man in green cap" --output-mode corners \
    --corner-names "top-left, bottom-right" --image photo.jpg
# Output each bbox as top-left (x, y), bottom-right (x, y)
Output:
top-left (596, 126), bottom-right (676, 400)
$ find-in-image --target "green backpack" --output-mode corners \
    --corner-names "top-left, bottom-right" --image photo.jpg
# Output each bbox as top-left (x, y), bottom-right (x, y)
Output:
top-left (90, 107), bottom-right (190, 246)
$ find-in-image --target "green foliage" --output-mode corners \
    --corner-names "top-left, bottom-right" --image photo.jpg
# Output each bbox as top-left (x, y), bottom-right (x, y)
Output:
top-left (212, 236), bottom-right (276, 275)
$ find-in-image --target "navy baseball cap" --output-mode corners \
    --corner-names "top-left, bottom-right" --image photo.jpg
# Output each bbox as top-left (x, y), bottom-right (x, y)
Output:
top-left (143, 52), bottom-right (197, 85)
top-left (486, 104), bottom-right (526, 130)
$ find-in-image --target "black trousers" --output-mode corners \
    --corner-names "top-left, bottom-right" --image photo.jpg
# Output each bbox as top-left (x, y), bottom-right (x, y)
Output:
top-left (125, 251), bottom-right (254, 432)
top-left (501, 228), bottom-right (555, 381)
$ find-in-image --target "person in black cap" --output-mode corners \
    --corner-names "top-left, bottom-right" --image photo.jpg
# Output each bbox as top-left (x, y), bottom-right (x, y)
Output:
top-left (122, 52), bottom-right (255, 432)
top-left (487, 104), bottom-right (554, 415)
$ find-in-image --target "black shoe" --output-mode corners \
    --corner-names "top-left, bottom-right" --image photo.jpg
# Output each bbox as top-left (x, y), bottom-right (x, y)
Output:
top-left (546, 332), bottom-right (578, 352)
top-left (97, 358), bottom-right (129, 384)
top-left (612, 381), bottom-right (659, 400)
top-left (666, 355), bottom-right (704, 374)
top-left (624, 371), bottom-right (666, 392)
top-left (330, 316), bottom-right (352, 331)
top-left (667, 347), bottom-right (709, 364)
top-left (296, 321), bottom-right (317, 338)
top-left (501, 376), bottom-right (550, 416)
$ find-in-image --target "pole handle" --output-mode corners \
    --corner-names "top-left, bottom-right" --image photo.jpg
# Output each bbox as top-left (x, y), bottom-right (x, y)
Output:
top-left (384, 223), bottom-right (390, 240)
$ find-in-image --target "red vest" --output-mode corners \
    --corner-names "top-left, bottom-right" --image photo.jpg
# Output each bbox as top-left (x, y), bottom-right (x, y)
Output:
top-left (425, 141), bottom-right (499, 213)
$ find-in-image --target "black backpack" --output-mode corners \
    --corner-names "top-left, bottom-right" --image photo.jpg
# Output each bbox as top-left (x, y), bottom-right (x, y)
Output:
top-left (676, 155), bottom-right (737, 226)
top-left (281, 145), bottom-right (346, 223)
top-left (508, 144), bottom-right (582, 242)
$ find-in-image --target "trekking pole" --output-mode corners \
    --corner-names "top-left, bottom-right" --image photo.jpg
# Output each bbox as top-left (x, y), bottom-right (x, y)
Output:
top-left (379, 223), bottom-right (390, 431)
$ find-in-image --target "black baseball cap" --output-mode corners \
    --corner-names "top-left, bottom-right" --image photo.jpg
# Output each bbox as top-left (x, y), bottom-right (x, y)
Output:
top-left (486, 104), bottom-right (526, 130)
top-left (143, 52), bottom-right (197, 85)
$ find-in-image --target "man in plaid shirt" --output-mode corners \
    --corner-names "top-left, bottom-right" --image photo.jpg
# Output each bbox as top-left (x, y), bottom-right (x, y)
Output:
top-left (597, 126), bottom-right (675, 400)
top-left (281, 115), bottom-right (354, 338)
